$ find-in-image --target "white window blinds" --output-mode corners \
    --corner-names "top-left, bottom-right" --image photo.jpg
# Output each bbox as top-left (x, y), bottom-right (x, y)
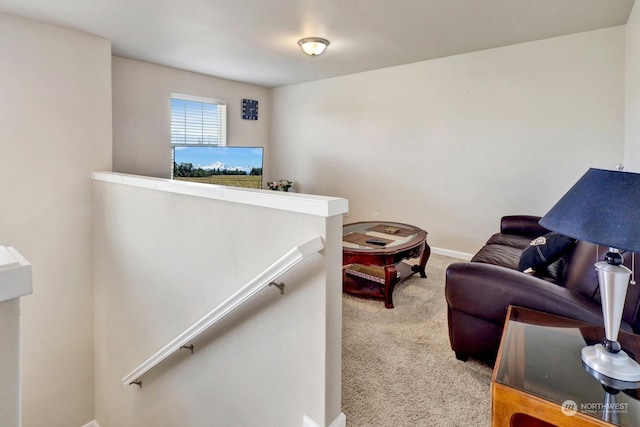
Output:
top-left (171, 93), bottom-right (227, 146)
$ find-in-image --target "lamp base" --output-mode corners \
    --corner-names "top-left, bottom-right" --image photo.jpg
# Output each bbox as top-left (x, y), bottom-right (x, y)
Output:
top-left (582, 344), bottom-right (640, 383)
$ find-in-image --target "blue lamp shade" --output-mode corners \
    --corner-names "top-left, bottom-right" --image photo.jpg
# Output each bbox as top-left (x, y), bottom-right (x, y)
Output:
top-left (539, 168), bottom-right (640, 254)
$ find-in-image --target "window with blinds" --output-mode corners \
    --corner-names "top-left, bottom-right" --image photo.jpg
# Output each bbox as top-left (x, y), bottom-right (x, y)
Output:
top-left (170, 93), bottom-right (227, 146)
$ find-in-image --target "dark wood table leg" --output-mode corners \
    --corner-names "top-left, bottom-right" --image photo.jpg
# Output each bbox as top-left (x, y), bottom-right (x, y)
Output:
top-left (383, 264), bottom-right (398, 309)
top-left (411, 241), bottom-right (430, 278)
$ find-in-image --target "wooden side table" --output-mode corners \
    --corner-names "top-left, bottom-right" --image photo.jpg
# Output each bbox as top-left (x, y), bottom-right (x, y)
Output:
top-left (492, 306), bottom-right (640, 426)
top-left (342, 221), bottom-right (430, 308)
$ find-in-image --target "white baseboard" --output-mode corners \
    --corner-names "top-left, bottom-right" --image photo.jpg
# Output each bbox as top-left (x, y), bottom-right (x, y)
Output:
top-left (328, 413), bottom-right (346, 427)
top-left (88, 414), bottom-right (343, 427)
top-left (88, 413), bottom-right (344, 427)
top-left (303, 412), bottom-right (346, 427)
top-left (431, 246), bottom-right (473, 261)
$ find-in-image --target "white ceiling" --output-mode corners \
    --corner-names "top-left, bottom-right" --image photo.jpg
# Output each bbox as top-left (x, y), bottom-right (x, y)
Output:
top-left (0, 0), bottom-right (635, 88)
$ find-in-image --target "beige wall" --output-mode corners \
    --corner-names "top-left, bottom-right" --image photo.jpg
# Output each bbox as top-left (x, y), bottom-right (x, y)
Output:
top-left (626, 1), bottom-right (640, 171)
top-left (0, 13), bottom-right (112, 426)
top-left (112, 57), bottom-right (271, 179)
top-left (271, 27), bottom-right (625, 255)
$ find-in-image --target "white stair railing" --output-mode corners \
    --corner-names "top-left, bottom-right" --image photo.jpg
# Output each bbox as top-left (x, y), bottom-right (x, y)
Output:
top-left (122, 236), bottom-right (324, 386)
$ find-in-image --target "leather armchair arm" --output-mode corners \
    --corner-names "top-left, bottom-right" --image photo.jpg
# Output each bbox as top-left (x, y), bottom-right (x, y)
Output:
top-left (500, 215), bottom-right (549, 238)
top-left (445, 262), bottom-right (633, 332)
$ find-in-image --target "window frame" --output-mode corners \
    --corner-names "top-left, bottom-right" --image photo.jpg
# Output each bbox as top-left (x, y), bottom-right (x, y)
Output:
top-left (170, 92), bottom-right (227, 178)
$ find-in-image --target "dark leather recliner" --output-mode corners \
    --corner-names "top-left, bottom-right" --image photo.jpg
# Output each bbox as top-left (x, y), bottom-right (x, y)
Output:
top-left (445, 215), bottom-right (640, 365)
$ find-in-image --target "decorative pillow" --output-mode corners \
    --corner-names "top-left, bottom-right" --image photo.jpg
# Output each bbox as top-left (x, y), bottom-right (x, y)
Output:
top-left (518, 232), bottom-right (576, 272)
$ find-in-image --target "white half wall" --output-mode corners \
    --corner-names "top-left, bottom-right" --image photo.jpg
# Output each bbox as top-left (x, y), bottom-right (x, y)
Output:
top-left (0, 12), bottom-right (112, 426)
top-left (0, 299), bottom-right (20, 427)
top-left (271, 27), bottom-right (625, 254)
top-left (626, 1), bottom-right (640, 171)
top-left (92, 173), bottom-right (346, 427)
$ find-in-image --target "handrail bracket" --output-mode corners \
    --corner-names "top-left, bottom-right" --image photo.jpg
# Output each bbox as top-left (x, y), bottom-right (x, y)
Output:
top-left (268, 281), bottom-right (285, 295)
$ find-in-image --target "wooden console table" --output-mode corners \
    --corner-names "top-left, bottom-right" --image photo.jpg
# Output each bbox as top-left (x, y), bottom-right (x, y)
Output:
top-left (492, 306), bottom-right (640, 426)
top-left (342, 221), bottom-right (430, 308)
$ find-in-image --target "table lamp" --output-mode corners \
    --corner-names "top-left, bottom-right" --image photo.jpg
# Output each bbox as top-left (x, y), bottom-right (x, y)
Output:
top-left (539, 168), bottom-right (640, 383)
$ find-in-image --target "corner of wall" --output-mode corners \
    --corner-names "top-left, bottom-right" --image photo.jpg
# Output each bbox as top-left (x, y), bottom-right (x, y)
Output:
top-left (625, 1), bottom-right (640, 171)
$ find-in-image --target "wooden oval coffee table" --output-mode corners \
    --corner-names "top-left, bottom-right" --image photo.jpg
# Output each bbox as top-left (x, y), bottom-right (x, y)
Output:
top-left (342, 221), bottom-right (430, 308)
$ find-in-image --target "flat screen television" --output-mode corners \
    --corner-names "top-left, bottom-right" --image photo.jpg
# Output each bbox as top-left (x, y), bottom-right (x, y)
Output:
top-left (172, 146), bottom-right (263, 189)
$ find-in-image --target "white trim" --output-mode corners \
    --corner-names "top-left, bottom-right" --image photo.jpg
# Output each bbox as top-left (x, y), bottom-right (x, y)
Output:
top-left (0, 247), bottom-right (32, 303)
top-left (122, 236), bottom-right (325, 385)
top-left (303, 412), bottom-right (346, 427)
top-left (80, 421), bottom-right (100, 427)
top-left (329, 413), bottom-right (347, 427)
top-left (431, 246), bottom-right (473, 261)
top-left (92, 172), bottom-right (348, 218)
top-left (171, 91), bottom-right (226, 106)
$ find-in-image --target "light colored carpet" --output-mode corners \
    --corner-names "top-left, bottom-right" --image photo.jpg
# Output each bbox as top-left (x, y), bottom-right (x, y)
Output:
top-left (341, 254), bottom-right (492, 426)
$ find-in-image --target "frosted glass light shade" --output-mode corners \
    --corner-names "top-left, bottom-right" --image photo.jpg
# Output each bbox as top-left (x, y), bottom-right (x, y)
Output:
top-left (298, 37), bottom-right (330, 56)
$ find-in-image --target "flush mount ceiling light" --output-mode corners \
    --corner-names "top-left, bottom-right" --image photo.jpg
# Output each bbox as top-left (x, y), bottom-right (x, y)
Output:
top-left (297, 37), bottom-right (330, 56)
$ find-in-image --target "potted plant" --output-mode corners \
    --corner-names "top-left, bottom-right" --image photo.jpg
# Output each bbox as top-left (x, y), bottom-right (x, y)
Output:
top-left (267, 179), bottom-right (293, 192)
